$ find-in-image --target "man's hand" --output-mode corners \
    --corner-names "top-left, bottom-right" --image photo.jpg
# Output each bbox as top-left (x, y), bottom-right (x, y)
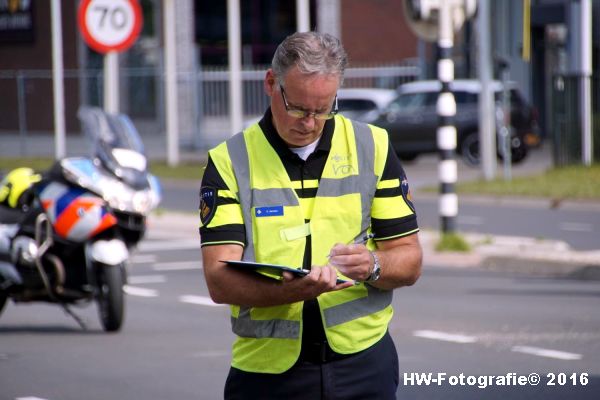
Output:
top-left (328, 234), bottom-right (423, 290)
top-left (202, 244), bottom-right (355, 307)
top-left (328, 243), bottom-right (373, 282)
top-left (282, 265), bottom-right (355, 298)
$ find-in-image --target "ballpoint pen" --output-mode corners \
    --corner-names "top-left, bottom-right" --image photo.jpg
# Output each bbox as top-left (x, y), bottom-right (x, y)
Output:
top-left (326, 233), bottom-right (374, 285)
top-left (327, 233), bottom-right (374, 259)
top-left (347, 232), bottom-right (375, 245)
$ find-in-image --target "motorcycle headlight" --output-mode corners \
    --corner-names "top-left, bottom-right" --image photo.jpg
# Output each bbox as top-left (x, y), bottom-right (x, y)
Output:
top-left (132, 191), bottom-right (152, 214)
top-left (103, 179), bottom-right (129, 210)
top-left (105, 186), bottom-right (153, 214)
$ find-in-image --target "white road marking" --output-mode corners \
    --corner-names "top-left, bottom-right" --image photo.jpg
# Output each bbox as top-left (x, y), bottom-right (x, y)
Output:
top-left (153, 261), bottom-right (202, 271)
top-left (130, 254), bottom-right (157, 264)
top-left (190, 350), bottom-right (230, 358)
top-left (128, 275), bottom-right (166, 284)
top-left (559, 222), bottom-right (593, 232)
top-left (458, 215), bottom-right (484, 225)
top-left (179, 295), bottom-right (224, 307)
top-left (17, 397), bottom-right (49, 400)
top-left (123, 285), bottom-right (159, 297)
top-left (413, 330), bottom-right (478, 344)
top-left (138, 239), bottom-right (199, 252)
top-left (511, 346), bottom-right (582, 360)
top-left (146, 231), bottom-right (189, 240)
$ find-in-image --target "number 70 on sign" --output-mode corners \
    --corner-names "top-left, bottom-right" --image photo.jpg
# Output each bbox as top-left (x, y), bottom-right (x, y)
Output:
top-left (78, 0), bottom-right (143, 54)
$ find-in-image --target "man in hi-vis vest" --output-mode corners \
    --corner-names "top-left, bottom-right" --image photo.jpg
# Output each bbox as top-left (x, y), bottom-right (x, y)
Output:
top-left (199, 31), bottom-right (422, 400)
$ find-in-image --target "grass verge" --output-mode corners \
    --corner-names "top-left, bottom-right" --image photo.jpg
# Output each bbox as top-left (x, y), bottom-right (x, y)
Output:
top-left (147, 161), bottom-right (206, 181)
top-left (0, 158), bottom-right (207, 181)
top-left (435, 233), bottom-right (471, 252)
top-left (2, 158), bottom-right (599, 202)
top-left (0, 157), bottom-right (55, 173)
top-left (455, 164), bottom-right (600, 201)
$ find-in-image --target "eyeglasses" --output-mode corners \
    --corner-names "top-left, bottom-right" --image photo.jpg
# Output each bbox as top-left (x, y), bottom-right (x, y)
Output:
top-left (279, 85), bottom-right (338, 120)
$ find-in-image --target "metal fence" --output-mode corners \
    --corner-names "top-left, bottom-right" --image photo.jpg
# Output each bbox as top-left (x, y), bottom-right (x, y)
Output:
top-left (0, 62), bottom-right (420, 158)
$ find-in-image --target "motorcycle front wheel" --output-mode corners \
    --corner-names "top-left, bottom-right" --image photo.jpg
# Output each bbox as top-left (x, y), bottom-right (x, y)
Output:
top-left (0, 293), bottom-right (7, 317)
top-left (95, 262), bottom-right (125, 332)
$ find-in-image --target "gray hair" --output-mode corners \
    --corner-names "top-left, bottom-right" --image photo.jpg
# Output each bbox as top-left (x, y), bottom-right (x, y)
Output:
top-left (271, 31), bottom-right (348, 87)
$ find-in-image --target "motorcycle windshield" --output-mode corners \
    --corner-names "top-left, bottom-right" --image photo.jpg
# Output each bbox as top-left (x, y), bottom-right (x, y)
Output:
top-left (77, 107), bottom-right (149, 190)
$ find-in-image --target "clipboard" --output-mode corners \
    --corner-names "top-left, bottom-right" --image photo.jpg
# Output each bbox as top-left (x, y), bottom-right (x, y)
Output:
top-left (221, 260), bottom-right (353, 284)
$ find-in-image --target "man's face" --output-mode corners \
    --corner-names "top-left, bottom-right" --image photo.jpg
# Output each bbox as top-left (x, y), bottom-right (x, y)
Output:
top-left (265, 66), bottom-right (339, 148)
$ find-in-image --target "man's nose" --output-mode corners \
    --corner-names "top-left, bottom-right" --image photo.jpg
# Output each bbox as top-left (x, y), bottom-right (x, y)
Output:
top-left (299, 114), bottom-right (317, 128)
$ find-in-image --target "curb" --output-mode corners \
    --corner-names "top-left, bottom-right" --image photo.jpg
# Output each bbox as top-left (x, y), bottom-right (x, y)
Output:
top-left (480, 257), bottom-right (600, 280)
top-left (413, 190), bottom-right (600, 212)
top-left (419, 230), bottom-right (600, 279)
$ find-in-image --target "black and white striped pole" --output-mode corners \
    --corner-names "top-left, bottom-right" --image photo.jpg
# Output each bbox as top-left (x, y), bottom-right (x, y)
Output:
top-left (402, 0), bottom-right (477, 233)
top-left (436, 0), bottom-right (458, 234)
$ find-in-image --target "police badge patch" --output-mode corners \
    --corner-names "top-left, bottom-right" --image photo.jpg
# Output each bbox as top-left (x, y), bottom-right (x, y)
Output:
top-left (199, 186), bottom-right (217, 226)
top-left (401, 177), bottom-right (416, 213)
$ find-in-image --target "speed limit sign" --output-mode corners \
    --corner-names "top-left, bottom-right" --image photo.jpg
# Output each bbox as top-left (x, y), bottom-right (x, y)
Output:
top-left (78, 0), bottom-right (143, 53)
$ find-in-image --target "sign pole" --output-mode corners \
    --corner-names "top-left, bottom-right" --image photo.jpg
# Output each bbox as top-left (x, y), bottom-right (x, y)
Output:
top-left (579, 0), bottom-right (593, 166)
top-left (478, 0), bottom-right (496, 180)
top-left (227, 0), bottom-right (243, 136)
top-left (78, 0), bottom-right (143, 114)
top-left (51, 0), bottom-right (66, 159)
top-left (296, 0), bottom-right (310, 32)
top-left (164, 0), bottom-right (180, 166)
top-left (104, 51), bottom-right (119, 113)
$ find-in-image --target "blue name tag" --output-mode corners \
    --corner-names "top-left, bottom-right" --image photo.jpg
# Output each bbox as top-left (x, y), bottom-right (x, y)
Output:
top-left (255, 206), bottom-right (284, 217)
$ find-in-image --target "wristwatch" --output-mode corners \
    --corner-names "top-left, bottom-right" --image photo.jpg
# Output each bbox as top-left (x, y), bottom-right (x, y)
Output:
top-left (366, 251), bottom-right (381, 282)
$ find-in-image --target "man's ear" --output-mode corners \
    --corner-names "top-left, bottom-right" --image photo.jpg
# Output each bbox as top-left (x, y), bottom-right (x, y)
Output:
top-left (264, 69), bottom-right (276, 97)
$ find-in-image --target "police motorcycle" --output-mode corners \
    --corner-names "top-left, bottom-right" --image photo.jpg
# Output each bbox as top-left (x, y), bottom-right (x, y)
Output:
top-left (0, 107), bottom-right (161, 331)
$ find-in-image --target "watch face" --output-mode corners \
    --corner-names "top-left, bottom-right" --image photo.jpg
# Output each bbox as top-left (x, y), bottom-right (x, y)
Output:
top-left (371, 266), bottom-right (381, 281)
top-left (367, 251), bottom-right (381, 282)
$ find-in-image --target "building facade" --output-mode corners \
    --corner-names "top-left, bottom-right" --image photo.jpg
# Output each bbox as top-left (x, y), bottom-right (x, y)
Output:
top-left (0, 0), bottom-right (597, 161)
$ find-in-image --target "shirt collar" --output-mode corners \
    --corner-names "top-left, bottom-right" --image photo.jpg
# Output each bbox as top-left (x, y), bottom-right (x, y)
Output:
top-left (258, 107), bottom-right (334, 162)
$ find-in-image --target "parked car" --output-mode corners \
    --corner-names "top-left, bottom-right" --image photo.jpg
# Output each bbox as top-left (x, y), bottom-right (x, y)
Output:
top-left (336, 88), bottom-right (397, 122)
top-left (337, 81), bottom-right (542, 165)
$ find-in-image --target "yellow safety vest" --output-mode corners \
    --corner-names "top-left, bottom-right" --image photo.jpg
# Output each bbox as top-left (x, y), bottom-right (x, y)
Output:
top-left (209, 115), bottom-right (393, 373)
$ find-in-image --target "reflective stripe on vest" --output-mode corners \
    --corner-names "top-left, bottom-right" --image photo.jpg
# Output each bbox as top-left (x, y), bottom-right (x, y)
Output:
top-left (226, 132), bottom-right (255, 262)
top-left (225, 119), bottom-right (390, 337)
top-left (231, 307), bottom-right (300, 338)
top-left (323, 284), bottom-right (392, 327)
